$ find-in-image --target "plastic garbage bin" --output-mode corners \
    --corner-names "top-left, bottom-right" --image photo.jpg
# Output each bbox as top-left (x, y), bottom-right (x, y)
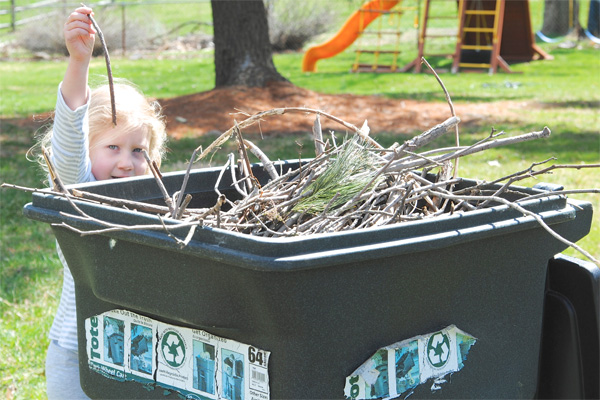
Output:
top-left (537, 254), bottom-right (600, 399)
top-left (23, 161), bottom-right (594, 399)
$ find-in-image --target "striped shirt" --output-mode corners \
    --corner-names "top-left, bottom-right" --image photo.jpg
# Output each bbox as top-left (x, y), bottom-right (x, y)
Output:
top-left (48, 83), bottom-right (96, 351)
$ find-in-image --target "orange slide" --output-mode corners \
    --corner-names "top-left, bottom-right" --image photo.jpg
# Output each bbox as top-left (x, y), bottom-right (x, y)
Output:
top-left (302, 0), bottom-right (400, 72)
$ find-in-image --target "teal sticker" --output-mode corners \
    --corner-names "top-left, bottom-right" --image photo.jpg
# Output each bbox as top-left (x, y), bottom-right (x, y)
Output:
top-left (85, 309), bottom-right (270, 400)
top-left (345, 325), bottom-right (477, 399)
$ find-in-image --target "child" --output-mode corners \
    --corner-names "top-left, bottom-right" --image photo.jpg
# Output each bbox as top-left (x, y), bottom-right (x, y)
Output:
top-left (38, 6), bottom-right (167, 398)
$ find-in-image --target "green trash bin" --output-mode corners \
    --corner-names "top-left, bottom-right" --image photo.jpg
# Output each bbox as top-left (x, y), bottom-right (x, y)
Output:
top-left (23, 160), bottom-right (593, 399)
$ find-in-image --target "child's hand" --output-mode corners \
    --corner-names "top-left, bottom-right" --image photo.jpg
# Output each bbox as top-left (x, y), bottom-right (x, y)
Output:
top-left (64, 6), bottom-right (95, 63)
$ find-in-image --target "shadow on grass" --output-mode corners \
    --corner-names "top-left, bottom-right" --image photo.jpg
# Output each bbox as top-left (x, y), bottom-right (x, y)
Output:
top-left (534, 101), bottom-right (600, 109)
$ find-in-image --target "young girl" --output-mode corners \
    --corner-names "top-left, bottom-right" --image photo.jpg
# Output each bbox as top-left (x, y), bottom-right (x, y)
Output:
top-left (39, 6), bottom-right (167, 398)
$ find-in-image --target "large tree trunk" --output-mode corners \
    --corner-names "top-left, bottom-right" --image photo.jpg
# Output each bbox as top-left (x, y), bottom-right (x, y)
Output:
top-left (211, 0), bottom-right (288, 87)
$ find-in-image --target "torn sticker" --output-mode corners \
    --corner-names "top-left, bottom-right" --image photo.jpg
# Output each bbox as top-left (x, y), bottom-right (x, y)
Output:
top-left (85, 309), bottom-right (270, 400)
top-left (344, 325), bottom-right (476, 399)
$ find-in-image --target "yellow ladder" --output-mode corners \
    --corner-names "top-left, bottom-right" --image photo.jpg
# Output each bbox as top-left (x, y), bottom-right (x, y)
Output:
top-left (403, 0), bottom-right (459, 73)
top-left (451, 0), bottom-right (511, 74)
top-left (352, 2), bottom-right (417, 73)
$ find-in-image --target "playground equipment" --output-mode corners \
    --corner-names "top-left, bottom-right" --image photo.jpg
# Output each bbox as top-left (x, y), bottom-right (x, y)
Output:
top-left (452, 0), bottom-right (551, 73)
top-left (537, 0), bottom-right (579, 42)
top-left (303, 0), bottom-right (551, 74)
top-left (586, 0), bottom-right (600, 43)
top-left (403, 0), bottom-right (460, 73)
top-left (536, 0), bottom-right (600, 44)
top-left (350, 2), bottom-right (418, 72)
top-left (302, 0), bottom-right (401, 72)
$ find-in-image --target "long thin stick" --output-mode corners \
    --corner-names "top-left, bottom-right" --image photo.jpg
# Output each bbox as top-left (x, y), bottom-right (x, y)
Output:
top-left (430, 190), bottom-right (599, 266)
top-left (421, 57), bottom-right (460, 178)
top-left (82, 4), bottom-right (116, 126)
top-left (173, 147), bottom-right (199, 219)
top-left (193, 107), bottom-right (384, 164)
top-left (143, 150), bottom-right (174, 215)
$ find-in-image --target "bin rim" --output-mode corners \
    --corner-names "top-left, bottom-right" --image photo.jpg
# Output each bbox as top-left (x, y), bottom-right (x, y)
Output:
top-left (23, 170), bottom-right (590, 271)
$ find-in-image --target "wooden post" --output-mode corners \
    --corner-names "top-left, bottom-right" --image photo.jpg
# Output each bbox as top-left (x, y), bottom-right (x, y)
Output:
top-left (10, 0), bottom-right (15, 32)
top-left (121, 4), bottom-right (126, 55)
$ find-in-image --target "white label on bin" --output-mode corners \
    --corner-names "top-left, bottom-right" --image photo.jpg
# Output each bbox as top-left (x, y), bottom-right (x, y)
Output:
top-left (344, 325), bottom-right (476, 399)
top-left (85, 309), bottom-right (270, 400)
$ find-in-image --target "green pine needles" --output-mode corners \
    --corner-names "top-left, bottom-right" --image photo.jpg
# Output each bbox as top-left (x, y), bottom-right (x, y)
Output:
top-left (293, 137), bottom-right (384, 215)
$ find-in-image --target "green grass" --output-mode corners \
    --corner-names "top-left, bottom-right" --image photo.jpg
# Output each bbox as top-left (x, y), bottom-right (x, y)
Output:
top-left (3, 45), bottom-right (598, 117)
top-left (276, 45), bottom-right (600, 103)
top-left (0, 123), bottom-right (60, 397)
top-left (1, 56), bottom-right (216, 117)
top-left (1, 4), bottom-right (599, 399)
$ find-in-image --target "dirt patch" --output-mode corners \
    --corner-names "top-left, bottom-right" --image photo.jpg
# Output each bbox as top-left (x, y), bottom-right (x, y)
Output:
top-left (159, 81), bottom-right (530, 139)
top-left (3, 82), bottom-right (530, 141)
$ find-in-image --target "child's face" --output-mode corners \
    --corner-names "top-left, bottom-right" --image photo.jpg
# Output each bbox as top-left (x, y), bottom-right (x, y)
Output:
top-left (89, 125), bottom-right (151, 181)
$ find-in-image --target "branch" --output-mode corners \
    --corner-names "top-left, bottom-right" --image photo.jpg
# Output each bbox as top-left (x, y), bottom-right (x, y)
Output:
top-left (421, 57), bottom-right (460, 178)
top-left (430, 190), bottom-right (599, 267)
top-left (82, 4), bottom-right (116, 126)
top-left (143, 150), bottom-right (174, 215)
top-left (388, 127), bottom-right (551, 172)
top-left (194, 107), bottom-right (384, 164)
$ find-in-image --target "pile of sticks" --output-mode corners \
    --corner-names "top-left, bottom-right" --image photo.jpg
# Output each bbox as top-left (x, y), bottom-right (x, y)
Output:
top-left (114, 103), bottom-right (593, 268)
top-left (172, 112), bottom-right (551, 238)
top-left (3, 46), bottom-right (598, 263)
top-left (3, 105), bottom-right (598, 265)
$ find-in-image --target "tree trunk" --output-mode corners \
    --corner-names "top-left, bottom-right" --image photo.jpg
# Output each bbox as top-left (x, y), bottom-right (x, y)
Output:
top-left (541, 0), bottom-right (581, 37)
top-left (211, 0), bottom-right (288, 87)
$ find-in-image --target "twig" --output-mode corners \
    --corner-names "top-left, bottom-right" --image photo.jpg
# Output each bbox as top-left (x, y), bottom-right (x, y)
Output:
top-left (429, 190), bottom-right (599, 266)
top-left (82, 4), bottom-right (116, 126)
top-left (422, 57), bottom-right (459, 178)
top-left (228, 153), bottom-right (247, 197)
top-left (520, 188), bottom-right (600, 202)
top-left (194, 107), bottom-right (384, 164)
top-left (234, 121), bottom-right (256, 193)
top-left (142, 150), bottom-right (174, 214)
top-left (42, 147), bottom-right (67, 193)
top-left (313, 114), bottom-right (325, 156)
top-left (243, 139), bottom-right (279, 180)
top-left (388, 127), bottom-right (552, 173)
top-left (174, 194), bottom-right (192, 220)
top-left (53, 218), bottom-right (201, 236)
top-left (396, 116), bottom-right (460, 156)
top-left (173, 147), bottom-right (200, 218)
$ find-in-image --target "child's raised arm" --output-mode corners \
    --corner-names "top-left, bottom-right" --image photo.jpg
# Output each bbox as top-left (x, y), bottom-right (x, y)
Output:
top-left (61, 6), bottom-right (95, 110)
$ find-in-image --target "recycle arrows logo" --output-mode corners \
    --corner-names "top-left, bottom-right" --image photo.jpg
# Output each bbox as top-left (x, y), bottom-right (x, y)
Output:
top-left (426, 331), bottom-right (450, 368)
top-left (161, 331), bottom-right (186, 368)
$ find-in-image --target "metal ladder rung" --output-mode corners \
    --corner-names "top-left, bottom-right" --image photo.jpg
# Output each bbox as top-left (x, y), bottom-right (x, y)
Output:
top-left (459, 62), bottom-right (491, 68)
top-left (460, 45), bottom-right (493, 50)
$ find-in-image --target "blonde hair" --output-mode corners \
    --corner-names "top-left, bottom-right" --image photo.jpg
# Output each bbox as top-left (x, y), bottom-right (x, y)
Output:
top-left (88, 83), bottom-right (167, 168)
top-left (34, 81), bottom-right (167, 174)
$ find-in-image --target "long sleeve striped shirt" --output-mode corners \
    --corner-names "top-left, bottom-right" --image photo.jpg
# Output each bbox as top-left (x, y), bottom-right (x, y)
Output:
top-left (48, 83), bottom-right (95, 351)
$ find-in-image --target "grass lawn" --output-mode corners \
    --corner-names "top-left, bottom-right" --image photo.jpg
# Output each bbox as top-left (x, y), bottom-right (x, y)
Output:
top-left (1, 5), bottom-right (599, 398)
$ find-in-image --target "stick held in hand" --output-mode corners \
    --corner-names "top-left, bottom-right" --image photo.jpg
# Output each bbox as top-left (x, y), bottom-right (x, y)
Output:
top-left (81, 3), bottom-right (117, 126)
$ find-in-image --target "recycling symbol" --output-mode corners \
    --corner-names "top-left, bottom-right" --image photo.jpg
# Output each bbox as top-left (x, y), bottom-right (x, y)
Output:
top-left (161, 330), bottom-right (186, 368)
top-left (426, 331), bottom-right (450, 368)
